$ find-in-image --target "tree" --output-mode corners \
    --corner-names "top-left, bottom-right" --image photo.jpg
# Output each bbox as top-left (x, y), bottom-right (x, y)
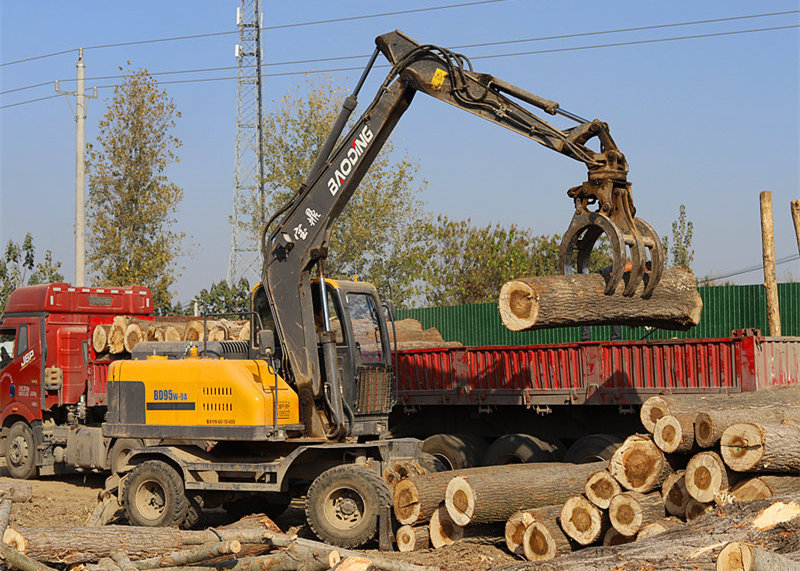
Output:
top-left (661, 204), bottom-right (694, 271)
top-left (244, 77), bottom-right (430, 308)
top-left (420, 217), bottom-right (613, 306)
top-left (192, 278), bottom-right (251, 317)
top-left (0, 233), bottom-right (63, 309)
top-left (85, 66), bottom-right (185, 314)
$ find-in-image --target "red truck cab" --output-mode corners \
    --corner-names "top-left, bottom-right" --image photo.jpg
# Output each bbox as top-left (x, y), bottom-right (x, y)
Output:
top-left (0, 283), bottom-right (152, 477)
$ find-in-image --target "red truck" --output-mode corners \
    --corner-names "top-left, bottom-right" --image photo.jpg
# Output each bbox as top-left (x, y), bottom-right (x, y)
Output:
top-left (1, 282), bottom-right (798, 478)
top-left (0, 282), bottom-right (153, 478)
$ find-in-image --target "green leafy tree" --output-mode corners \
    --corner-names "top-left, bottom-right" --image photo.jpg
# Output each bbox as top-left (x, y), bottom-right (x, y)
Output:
top-left (192, 278), bottom-right (251, 317)
top-left (661, 204), bottom-right (694, 271)
top-left (0, 233), bottom-right (63, 310)
top-left (243, 78), bottom-right (430, 307)
top-left (420, 217), bottom-right (613, 306)
top-left (85, 66), bottom-right (185, 314)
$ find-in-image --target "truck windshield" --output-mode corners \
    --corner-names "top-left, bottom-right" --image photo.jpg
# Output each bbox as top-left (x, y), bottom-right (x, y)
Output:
top-left (345, 293), bottom-right (384, 365)
top-left (0, 329), bottom-right (14, 370)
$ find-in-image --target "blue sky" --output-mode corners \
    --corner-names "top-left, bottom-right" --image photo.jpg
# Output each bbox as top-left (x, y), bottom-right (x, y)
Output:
top-left (1, 1), bottom-right (798, 305)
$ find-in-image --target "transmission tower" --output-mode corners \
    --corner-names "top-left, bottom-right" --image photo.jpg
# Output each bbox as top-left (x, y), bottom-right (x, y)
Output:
top-left (227, 0), bottom-right (265, 285)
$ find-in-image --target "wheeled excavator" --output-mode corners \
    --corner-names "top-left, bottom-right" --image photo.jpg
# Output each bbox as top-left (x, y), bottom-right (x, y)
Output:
top-left (100, 30), bottom-right (663, 548)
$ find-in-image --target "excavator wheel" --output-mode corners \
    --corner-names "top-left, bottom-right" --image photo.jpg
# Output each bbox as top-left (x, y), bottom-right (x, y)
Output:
top-left (124, 460), bottom-right (188, 528)
top-left (305, 464), bottom-right (391, 549)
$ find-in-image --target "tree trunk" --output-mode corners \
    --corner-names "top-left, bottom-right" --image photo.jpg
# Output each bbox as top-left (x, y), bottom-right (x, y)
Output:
top-left (685, 451), bottom-right (736, 503)
top-left (695, 406), bottom-right (800, 448)
top-left (559, 496), bottom-right (606, 546)
top-left (608, 491), bottom-right (664, 537)
top-left (661, 471), bottom-right (690, 518)
top-left (584, 470), bottom-right (620, 510)
top-left (395, 525), bottom-right (429, 552)
top-left (717, 541), bottom-right (799, 571)
top-left (521, 516), bottom-right (573, 562)
top-left (493, 494), bottom-right (800, 571)
top-left (654, 412), bottom-right (696, 454)
top-left (92, 325), bottom-right (111, 353)
top-left (444, 461), bottom-right (605, 526)
top-left (636, 517), bottom-right (683, 540)
top-left (428, 504), bottom-right (461, 549)
top-left (731, 475), bottom-right (800, 502)
top-left (0, 480), bottom-right (32, 503)
top-left (721, 422), bottom-right (800, 473)
top-left (760, 191), bottom-right (782, 336)
top-left (608, 434), bottom-right (675, 494)
top-left (498, 267), bottom-right (702, 332)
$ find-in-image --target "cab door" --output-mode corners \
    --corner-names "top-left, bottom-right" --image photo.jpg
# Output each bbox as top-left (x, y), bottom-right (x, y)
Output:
top-left (0, 318), bottom-right (42, 419)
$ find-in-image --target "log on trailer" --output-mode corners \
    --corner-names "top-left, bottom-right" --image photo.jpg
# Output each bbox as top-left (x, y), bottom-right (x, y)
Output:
top-left (498, 267), bottom-right (702, 332)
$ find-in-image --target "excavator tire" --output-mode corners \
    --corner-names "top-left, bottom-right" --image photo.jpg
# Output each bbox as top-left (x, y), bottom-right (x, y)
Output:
top-left (108, 438), bottom-right (143, 473)
top-left (124, 460), bottom-right (188, 528)
top-left (305, 464), bottom-right (391, 549)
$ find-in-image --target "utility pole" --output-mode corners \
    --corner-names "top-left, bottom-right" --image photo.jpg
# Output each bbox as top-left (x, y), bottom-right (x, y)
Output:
top-left (56, 49), bottom-right (97, 287)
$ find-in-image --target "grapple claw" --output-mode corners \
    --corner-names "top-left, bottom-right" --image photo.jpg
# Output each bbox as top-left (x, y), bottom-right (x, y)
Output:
top-left (634, 218), bottom-right (664, 297)
top-left (558, 211), bottom-right (627, 295)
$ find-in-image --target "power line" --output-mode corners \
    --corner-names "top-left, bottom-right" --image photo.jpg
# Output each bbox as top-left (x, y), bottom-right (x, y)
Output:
top-left (0, 0), bottom-right (507, 67)
top-left (3, 10), bottom-right (797, 96)
top-left (700, 254), bottom-right (800, 284)
top-left (2, 23), bottom-right (797, 110)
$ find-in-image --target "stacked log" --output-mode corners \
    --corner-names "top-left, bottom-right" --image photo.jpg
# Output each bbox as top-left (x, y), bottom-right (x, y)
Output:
top-left (559, 496), bottom-right (606, 545)
top-left (584, 470), bottom-right (620, 510)
top-left (720, 421), bottom-right (800, 473)
top-left (608, 434), bottom-right (676, 493)
top-left (607, 492), bottom-right (664, 537)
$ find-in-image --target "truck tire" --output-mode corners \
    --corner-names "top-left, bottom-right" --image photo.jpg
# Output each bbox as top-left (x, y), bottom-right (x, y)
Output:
top-left (108, 438), bottom-right (142, 473)
top-left (564, 433), bottom-right (623, 464)
top-left (124, 460), bottom-right (188, 528)
top-left (421, 433), bottom-right (485, 470)
top-left (481, 433), bottom-right (559, 465)
top-left (6, 422), bottom-right (38, 480)
top-left (305, 464), bottom-right (391, 549)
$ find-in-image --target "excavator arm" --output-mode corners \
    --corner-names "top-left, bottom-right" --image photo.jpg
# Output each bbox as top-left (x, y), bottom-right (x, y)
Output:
top-left (262, 30), bottom-right (663, 437)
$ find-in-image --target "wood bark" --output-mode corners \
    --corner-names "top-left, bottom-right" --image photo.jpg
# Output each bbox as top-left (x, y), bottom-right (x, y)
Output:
top-left (559, 496), bottom-right (606, 546)
top-left (685, 498), bottom-right (714, 521)
top-left (731, 475), bottom-right (800, 502)
top-left (654, 412), bottom-right (696, 454)
top-left (110, 552), bottom-right (137, 571)
top-left (760, 191), bottom-right (781, 336)
top-left (395, 525), bottom-right (429, 552)
top-left (695, 405), bottom-right (800, 448)
top-left (717, 541), bottom-right (799, 571)
top-left (792, 199), bottom-right (800, 256)
top-left (0, 499), bottom-right (11, 540)
top-left (444, 461), bottom-right (605, 526)
top-left (720, 421), bottom-right (800, 473)
top-left (608, 434), bottom-right (675, 493)
top-left (662, 470), bottom-right (690, 518)
top-left (498, 267), bottom-right (702, 332)
top-left (608, 491), bottom-right (664, 537)
top-left (492, 494), bottom-right (800, 571)
top-left (92, 324), bottom-right (111, 353)
top-left (0, 543), bottom-right (57, 571)
top-left (132, 540), bottom-right (241, 569)
top-left (584, 471), bottom-right (620, 510)
top-left (686, 451), bottom-right (736, 503)
top-left (636, 517), bottom-right (683, 540)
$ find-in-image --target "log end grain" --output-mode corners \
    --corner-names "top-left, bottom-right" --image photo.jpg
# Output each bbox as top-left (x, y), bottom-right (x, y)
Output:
top-left (505, 510), bottom-right (535, 555)
top-left (396, 525), bottom-right (429, 552)
top-left (720, 423), bottom-right (763, 472)
top-left (685, 498), bottom-right (713, 521)
top-left (498, 280), bottom-right (540, 332)
top-left (429, 505), bottom-right (463, 549)
top-left (640, 396), bottom-right (670, 434)
top-left (686, 451), bottom-right (731, 503)
top-left (662, 471), bottom-right (690, 517)
top-left (585, 471), bottom-right (621, 510)
top-left (694, 412), bottom-right (718, 448)
top-left (609, 492), bottom-right (665, 537)
top-left (444, 476), bottom-right (474, 527)
top-left (522, 521), bottom-right (570, 562)
top-left (654, 414), bottom-right (695, 454)
top-left (636, 517), bottom-right (683, 540)
top-left (393, 479), bottom-right (421, 526)
top-left (559, 496), bottom-right (604, 546)
top-left (603, 527), bottom-right (636, 546)
top-left (609, 434), bottom-right (670, 493)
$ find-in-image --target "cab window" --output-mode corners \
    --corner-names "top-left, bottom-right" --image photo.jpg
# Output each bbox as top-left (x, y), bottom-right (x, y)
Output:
top-left (16, 324), bottom-right (28, 356)
top-left (0, 329), bottom-right (14, 371)
top-left (345, 293), bottom-right (384, 365)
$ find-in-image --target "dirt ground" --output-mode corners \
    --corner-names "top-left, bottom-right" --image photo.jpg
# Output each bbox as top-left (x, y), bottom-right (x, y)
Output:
top-left (1, 459), bottom-right (519, 571)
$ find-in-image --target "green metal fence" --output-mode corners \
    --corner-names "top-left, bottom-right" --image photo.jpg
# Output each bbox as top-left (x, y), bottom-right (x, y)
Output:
top-left (396, 283), bottom-right (800, 346)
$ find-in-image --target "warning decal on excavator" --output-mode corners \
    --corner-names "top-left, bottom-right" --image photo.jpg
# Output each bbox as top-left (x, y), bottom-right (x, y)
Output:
top-left (431, 68), bottom-right (447, 90)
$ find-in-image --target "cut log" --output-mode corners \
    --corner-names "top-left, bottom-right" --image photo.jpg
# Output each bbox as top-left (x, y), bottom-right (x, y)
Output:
top-left (183, 320), bottom-right (205, 341)
top-left (133, 540), bottom-right (241, 569)
top-left (123, 323), bottom-right (143, 353)
top-left (393, 471), bottom-right (455, 526)
top-left (505, 509), bottom-right (536, 555)
top-left (1, 543), bottom-right (57, 571)
top-left (498, 267), bottom-right (702, 332)
top-left (696, 406), bottom-right (800, 448)
top-left (559, 496), bottom-right (606, 545)
top-left (238, 320), bottom-right (251, 342)
top-left (608, 491), bottom-right (664, 537)
top-left (720, 421), bottom-right (800, 473)
top-left (145, 325), bottom-right (164, 342)
top-left (521, 517), bottom-right (573, 562)
top-left (602, 527), bottom-right (635, 546)
top-left (108, 316), bottom-right (129, 354)
top-left (654, 412), bottom-right (696, 454)
top-left (685, 498), bottom-right (713, 521)
top-left (716, 541), bottom-right (799, 571)
top-left (636, 517), bottom-right (683, 540)
top-left (444, 461), bottom-right (605, 526)
top-left (584, 471), bottom-right (621, 510)
top-left (685, 451), bottom-right (736, 503)
top-left (163, 325), bottom-right (182, 342)
top-left (428, 504), bottom-right (462, 549)
top-left (662, 470), bottom-right (690, 518)
top-left (731, 475), bottom-right (800, 502)
top-left (0, 480), bottom-right (33, 503)
top-left (0, 500), bottom-right (11, 540)
top-left (608, 434), bottom-right (675, 493)
top-left (395, 525), bottom-right (429, 552)
top-left (92, 324), bottom-right (111, 353)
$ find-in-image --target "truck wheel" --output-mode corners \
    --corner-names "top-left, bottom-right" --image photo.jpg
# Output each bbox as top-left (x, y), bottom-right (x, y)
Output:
top-left (109, 438), bottom-right (142, 473)
top-left (422, 433), bottom-right (485, 470)
top-left (482, 433), bottom-right (559, 465)
top-left (564, 434), bottom-right (624, 464)
top-left (6, 422), bottom-right (38, 480)
top-left (124, 460), bottom-right (188, 528)
top-left (306, 464), bottom-right (391, 548)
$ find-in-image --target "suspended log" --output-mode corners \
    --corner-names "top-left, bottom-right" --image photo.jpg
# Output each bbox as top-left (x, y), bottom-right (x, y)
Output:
top-left (559, 496), bottom-right (606, 546)
top-left (92, 324), bottom-right (111, 353)
top-left (608, 434), bottom-right (675, 493)
top-left (685, 451), bottom-right (736, 503)
top-left (608, 491), bottom-right (664, 537)
top-left (654, 413), bottom-right (696, 454)
top-left (498, 267), bottom-right (702, 332)
top-left (717, 541), bottom-right (799, 571)
top-left (685, 498), bottom-right (713, 521)
top-left (584, 471), bottom-right (621, 510)
top-left (636, 517), bottom-right (683, 540)
top-left (395, 525), bottom-right (429, 552)
top-left (731, 475), bottom-right (800, 502)
top-left (695, 406), bottom-right (800, 449)
top-left (444, 461), bottom-right (605, 526)
top-left (662, 471), bottom-right (690, 518)
top-left (521, 513), bottom-right (573, 562)
top-left (720, 421), bottom-right (800, 473)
